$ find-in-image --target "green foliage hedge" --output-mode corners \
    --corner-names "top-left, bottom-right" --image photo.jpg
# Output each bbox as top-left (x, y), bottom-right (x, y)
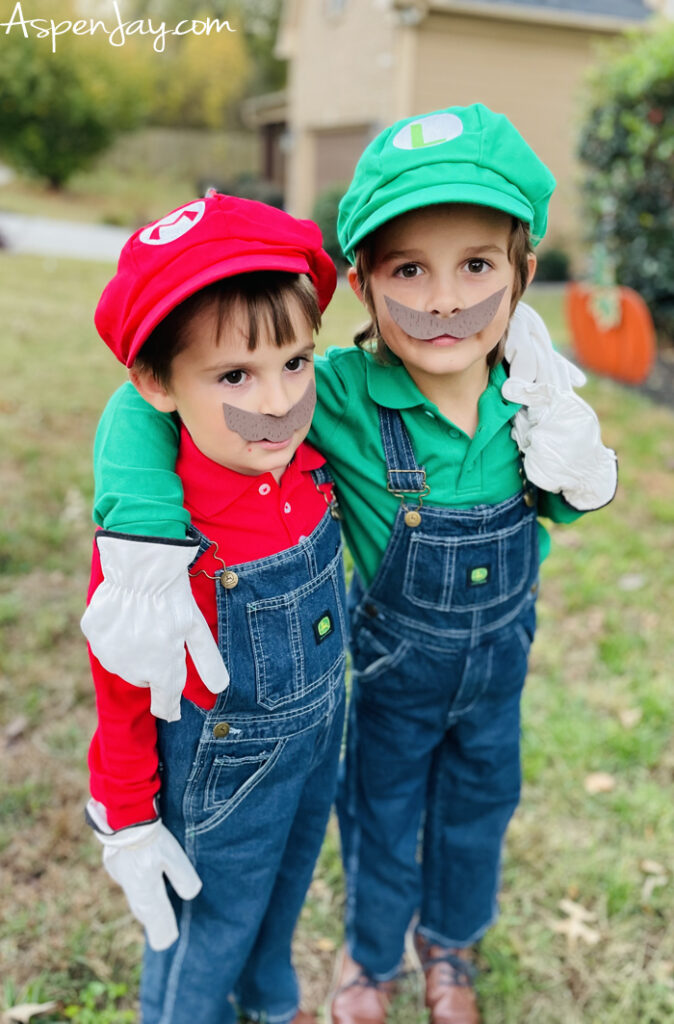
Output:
top-left (578, 23), bottom-right (674, 343)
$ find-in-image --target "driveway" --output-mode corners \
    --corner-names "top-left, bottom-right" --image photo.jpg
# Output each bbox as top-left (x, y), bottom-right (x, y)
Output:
top-left (0, 210), bottom-right (130, 262)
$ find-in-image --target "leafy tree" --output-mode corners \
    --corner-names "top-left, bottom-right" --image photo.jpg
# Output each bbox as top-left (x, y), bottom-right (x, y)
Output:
top-left (578, 22), bottom-right (674, 343)
top-left (148, 11), bottom-right (249, 130)
top-left (0, 5), bottom-right (147, 188)
top-left (132, 0), bottom-right (285, 97)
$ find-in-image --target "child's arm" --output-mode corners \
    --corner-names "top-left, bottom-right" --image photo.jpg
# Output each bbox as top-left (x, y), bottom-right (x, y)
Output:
top-left (81, 383), bottom-right (228, 721)
top-left (86, 546), bottom-right (202, 951)
top-left (503, 302), bottom-right (617, 511)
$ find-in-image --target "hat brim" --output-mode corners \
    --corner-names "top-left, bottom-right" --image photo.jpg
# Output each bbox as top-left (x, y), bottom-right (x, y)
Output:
top-left (344, 182), bottom-right (534, 262)
top-left (127, 253), bottom-right (318, 366)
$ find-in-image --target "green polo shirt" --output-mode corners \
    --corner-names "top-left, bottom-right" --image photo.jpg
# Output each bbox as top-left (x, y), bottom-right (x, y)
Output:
top-left (309, 347), bottom-right (581, 584)
top-left (93, 351), bottom-right (581, 586)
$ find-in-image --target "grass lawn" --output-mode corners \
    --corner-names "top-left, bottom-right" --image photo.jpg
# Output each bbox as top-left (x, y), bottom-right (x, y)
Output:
top-left (0, 254), bottom-right (672, 1023)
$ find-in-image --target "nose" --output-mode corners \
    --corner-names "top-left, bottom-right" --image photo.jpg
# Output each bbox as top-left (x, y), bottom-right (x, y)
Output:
top-left (428, 278), bottom-right (462, 318)
top-left (258, 378), bottom-right (293, 418)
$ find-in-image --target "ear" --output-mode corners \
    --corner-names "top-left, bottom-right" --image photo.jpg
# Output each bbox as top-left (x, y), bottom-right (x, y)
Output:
top-left (526, 252), bottom-right (537, 287)
top-left (128, 366), bottom-right (178, 413)
top-left (347, 265), bottom-right (365, 305)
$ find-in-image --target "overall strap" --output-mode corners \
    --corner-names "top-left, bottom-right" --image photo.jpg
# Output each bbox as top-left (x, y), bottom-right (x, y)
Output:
top-left (377, 406), bottom-right (427, 495)
top-left (311, 465), bottom-right (333, 487)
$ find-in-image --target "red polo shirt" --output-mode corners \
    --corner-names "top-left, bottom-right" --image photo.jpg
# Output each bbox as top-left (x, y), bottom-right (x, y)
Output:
top-left (88, 427), bottom-right (333, 829)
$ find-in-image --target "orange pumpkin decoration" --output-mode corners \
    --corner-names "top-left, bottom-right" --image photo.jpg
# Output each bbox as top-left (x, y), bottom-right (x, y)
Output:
top-left (565, 282), bottom-right (656, 385)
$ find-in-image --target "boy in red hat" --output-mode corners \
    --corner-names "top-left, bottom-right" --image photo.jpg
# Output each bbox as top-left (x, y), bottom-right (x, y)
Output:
top-left (83, 192), bottom-right (344, 1024)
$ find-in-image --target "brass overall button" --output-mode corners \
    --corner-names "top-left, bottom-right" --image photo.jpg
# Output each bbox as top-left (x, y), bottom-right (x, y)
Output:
top-left (220, 569), bottom-right (239, 589)
top-left (213, 722), bottom-right (230, 739)
top-left (404, 509), bottom-right (422, 528)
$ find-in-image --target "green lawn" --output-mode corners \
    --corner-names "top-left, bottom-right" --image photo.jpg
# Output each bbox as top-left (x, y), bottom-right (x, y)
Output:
top-left (0, 254), bottom-right (672, 1023)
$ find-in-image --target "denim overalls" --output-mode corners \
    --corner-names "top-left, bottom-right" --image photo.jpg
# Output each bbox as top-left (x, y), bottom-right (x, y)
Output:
top-left (141, 473), bottom-right (347, 1024)
top-left (336, 407), bottom-right (539, 979)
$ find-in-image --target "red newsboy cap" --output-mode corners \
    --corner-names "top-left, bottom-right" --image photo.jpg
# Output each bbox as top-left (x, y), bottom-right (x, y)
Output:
top-left (95, 192), bottom-right (337, 366)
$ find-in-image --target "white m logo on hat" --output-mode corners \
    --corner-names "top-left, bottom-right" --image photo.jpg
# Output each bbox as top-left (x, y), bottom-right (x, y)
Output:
top-left (140, 201), bottom-right (206, 245)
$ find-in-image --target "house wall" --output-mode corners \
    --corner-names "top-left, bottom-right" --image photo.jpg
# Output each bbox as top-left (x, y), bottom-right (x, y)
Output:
top-left (283, 1), bottom-right (633, 257)
top-left (410, 13), bottom-right (611, 252)
top-left (284, 0), bottom-right (404, 216)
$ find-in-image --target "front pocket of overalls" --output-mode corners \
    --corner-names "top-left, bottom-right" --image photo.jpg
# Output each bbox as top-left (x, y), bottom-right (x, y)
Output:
top-left (203, 742), bottom-right (284, 813)
top-left (247, 549), bottom-right (346, 710)
top-left (402, 522), bottom-right (532, 613)
top-left (351, 620), bottom-right (410, 683)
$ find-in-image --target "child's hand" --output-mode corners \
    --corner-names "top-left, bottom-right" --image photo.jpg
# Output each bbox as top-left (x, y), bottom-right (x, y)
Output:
top-left (87, 799), bottom-right (202, 951)
top-left (81, 533), bottom-right (229, 721)
top-left (506, 384), bottom-right (618, 510)
top-left (505, 301), bottom-right (586, 393)
top-left (502, 302), bottom-right (617, 511)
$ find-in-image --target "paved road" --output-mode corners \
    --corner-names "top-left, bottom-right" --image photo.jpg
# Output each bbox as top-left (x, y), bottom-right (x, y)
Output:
top-left (0, 210), bottom-right (130, 262)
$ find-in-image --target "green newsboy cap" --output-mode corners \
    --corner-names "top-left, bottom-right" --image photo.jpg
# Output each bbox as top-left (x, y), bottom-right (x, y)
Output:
top-left (337, 103), bottom-right (556, 262)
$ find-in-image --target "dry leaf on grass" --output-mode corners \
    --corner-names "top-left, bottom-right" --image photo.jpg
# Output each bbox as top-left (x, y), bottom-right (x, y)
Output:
top-left (618, 708), bottom-right (642, 729)
top-left (316, 937), bottom-right (336, 952)
top-left (3, 1004), bottom-right (58, 1024)
top-left (640, 859), bottom-right (667, 875)
top-left (549, 898), bottom-right (600, 948)
top-left (639, 857), bottom-right (669, 901)
top-left (584, 771), bottom-right (616, 794)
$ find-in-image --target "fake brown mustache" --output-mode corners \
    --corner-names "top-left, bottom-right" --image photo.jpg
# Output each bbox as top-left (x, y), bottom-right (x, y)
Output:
top-left (222, 379), bottom-right (316, 443)
top-left (384, 286), bottom-right (507, 339)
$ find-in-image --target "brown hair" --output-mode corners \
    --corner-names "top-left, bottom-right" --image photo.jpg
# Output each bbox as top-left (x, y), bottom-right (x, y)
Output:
top-left (353, 215), bottom-right (533, 368)
top-left (133, 271), bottom-right (321, 387)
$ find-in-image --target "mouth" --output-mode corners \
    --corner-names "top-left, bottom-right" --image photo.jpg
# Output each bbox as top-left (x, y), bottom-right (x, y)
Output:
top-left (421, 334), bottom-right (462, 346)
top-left (254, 437), bottom-right (293, 450)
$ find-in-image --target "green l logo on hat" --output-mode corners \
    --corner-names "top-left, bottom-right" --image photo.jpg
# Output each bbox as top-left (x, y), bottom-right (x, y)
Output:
top-left (393, 113), bottom-right (464, 151)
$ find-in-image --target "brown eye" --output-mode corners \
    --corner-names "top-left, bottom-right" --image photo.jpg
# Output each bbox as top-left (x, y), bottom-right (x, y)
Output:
top-left (221, 370), bottom-right (245, 385)
top-left (395, 263), bottom-right (421, 279)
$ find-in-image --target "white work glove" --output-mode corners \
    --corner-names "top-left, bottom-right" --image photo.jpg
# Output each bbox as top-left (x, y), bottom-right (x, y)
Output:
top-left (87, 798), bottom-right (202, 952)
top-left (503, 302), bottom-right (618, 511)
top-left (81, 533), bottom-right (229, 722)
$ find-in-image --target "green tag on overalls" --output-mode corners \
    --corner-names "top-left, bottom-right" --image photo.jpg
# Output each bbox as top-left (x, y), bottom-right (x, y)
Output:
top-left (313, 611), bottom-right (333, 644)
top-left (468, 566), bottom-right (490, 586)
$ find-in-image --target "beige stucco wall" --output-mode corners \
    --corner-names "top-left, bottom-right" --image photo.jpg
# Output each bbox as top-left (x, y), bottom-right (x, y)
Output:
top-left (283, 0), bottom-right (404, 216)
top-left (283, 2), bottom-right (626, 255)
top-left (404, 13), bottom-right (612, 254)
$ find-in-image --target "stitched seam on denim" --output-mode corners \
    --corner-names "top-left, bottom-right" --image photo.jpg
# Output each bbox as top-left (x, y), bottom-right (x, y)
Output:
top-left (204, 752), bottom-right (270, 810)
top-left (158, 868), bottom-right (193, 1024)
top-left (246, 547), bottom-right (343, 609)
top-left (446, 645), bottom-right (494, 720)
top-left (201, 664), bottom-right (344, 739)
top-left (353, 639), bottom-right (411, 681)
top-left (248, 555), bottom-right (346, 711)
top-left (368, 599), bottom-right (535, 645)
top-left (192, 736), bottom-right (288, 836)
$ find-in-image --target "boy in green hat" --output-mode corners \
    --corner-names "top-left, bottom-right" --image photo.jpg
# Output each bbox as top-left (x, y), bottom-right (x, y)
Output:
top-left (82, 105), bottom-right (616, 1024)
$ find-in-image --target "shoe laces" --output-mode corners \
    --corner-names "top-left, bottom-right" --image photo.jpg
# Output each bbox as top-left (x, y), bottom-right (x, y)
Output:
top-left (422, 951), bottom-right (477, 988)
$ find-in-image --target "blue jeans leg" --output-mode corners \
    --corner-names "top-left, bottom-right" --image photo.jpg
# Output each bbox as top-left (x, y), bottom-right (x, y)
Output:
top-left (140, 698), bottom-right (343, 1024)
top-left (236, 695), bottom-right (345, 1022)
top-left (419, 628), bottom-right (531, 946)
top-left (336, 667), bottom-right (449, 978)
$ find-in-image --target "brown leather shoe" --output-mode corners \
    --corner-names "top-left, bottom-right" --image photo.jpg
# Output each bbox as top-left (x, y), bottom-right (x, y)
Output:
top-left (329, 949), bottom-right (397, 1024)
top-left (415, 936), bottom-right (481, 1024)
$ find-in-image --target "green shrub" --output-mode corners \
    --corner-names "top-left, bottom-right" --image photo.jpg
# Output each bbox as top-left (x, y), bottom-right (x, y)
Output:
top-left (312, 184), bottom-right (350, 270)
top-left (577, 22), bottom-right (674, 344)
top-left (0, 11), bottom-right (146, 188)
top-left (534, 247), bottom-right (571, 283)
